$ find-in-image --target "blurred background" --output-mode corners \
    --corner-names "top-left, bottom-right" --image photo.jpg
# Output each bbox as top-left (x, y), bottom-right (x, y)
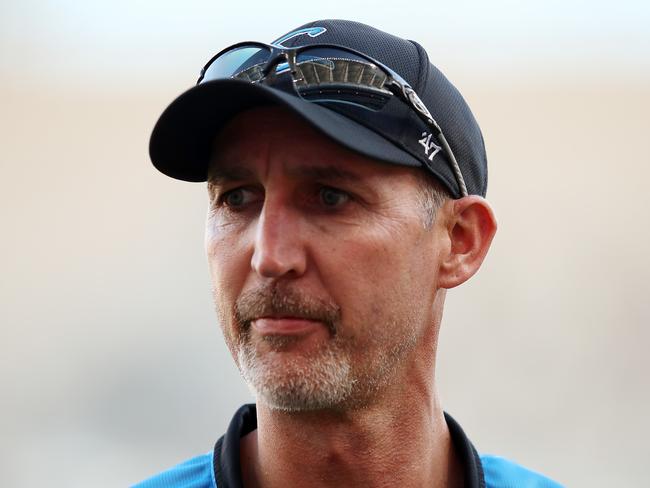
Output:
top-left (1, 1), bottom-right (649, 486)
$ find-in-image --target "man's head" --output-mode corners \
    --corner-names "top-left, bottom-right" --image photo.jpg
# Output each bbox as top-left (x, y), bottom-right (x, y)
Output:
top-left (149, 20), bottom-right (497, 412)
top-left (205, 106), bottom-right (495, 412)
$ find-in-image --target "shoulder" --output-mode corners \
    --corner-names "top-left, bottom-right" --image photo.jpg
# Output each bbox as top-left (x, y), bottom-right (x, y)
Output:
top-left (480, 454), bottom-right (564, 488)
top-left (131, 453), bottom-right (215, 488)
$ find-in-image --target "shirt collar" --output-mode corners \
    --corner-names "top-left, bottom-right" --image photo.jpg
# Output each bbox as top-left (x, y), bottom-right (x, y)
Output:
top-left (213, 403), bottom-right (485, 488)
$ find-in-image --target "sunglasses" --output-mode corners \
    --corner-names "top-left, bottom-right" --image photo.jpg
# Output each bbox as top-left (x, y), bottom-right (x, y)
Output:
top-left (197, 42), bottom-right (468, 197)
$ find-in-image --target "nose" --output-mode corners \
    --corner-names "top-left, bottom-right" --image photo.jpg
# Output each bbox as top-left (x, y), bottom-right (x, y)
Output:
top-left (250, 201), bottom-right (307, 279)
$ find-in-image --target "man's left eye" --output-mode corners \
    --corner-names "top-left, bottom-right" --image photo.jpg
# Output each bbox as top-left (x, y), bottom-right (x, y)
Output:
top-left (319, 187), bottom-right (350, 208)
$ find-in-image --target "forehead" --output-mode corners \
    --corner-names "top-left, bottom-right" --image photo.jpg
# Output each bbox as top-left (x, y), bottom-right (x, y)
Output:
top-left (208, 106), bottom-right (417, 183)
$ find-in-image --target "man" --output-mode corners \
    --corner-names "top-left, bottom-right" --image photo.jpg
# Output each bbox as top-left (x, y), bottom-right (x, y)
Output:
top-left (136, 19), bottom-right (562, 488)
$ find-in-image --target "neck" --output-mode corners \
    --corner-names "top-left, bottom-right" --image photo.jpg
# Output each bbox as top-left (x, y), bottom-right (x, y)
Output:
top-left (239, 291), bottom-right (460, 488)
top-left (240, 382), bottom-right (462, 488)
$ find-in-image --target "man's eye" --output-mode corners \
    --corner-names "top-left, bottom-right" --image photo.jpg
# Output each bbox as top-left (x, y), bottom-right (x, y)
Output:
top-left (220, 188), bottom-right (257, 207)
top-left (319, 187), bottom-right (350, 208)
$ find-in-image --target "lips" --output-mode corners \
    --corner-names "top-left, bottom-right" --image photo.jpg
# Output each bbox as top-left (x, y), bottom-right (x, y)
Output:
top-left (251, 316), bottom-right (327, 336)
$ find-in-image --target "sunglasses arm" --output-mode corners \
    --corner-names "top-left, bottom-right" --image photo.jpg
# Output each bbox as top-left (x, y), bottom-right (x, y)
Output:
top-left (389, 83), bottom-right (469, 197)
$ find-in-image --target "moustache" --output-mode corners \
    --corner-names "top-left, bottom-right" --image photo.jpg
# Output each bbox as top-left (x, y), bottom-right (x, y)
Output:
top-left (234, 284), bottom-right (341, 335)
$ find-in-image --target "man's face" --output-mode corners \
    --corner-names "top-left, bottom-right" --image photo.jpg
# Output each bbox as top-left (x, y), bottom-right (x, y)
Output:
top-left (205, 106), bottom-right (446, 412)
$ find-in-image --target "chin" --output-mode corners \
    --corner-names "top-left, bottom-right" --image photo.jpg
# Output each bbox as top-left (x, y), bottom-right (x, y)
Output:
top-left (237, 341), bottom-right (356, 412)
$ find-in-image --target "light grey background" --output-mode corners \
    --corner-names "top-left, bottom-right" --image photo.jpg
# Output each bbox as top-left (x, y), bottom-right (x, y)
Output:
top-left (2, 1), bottom-right (649, 486)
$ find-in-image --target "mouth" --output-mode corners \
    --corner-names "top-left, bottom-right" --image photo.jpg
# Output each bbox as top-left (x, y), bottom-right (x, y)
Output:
top-left (235, 284), bottom-right (341, 338)
top-left (251, 316), bottom-right (330, 336)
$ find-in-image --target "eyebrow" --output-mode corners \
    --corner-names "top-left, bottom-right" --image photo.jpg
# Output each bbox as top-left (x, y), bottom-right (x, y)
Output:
top-left (207, 166), bottom-right (256, 187)
top-left (207, 164), bottom-right (363, 187)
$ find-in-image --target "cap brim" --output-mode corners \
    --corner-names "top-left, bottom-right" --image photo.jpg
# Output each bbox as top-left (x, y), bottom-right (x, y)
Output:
top-left (149, 79), bottom-right (425, 182)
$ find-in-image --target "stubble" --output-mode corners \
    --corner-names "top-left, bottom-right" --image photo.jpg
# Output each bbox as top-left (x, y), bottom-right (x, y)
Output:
top-left (216, 282), bottom-right (421, 412)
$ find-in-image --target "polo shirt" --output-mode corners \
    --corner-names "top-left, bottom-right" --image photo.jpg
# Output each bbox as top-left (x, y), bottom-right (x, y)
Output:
top-left (133, 404), bottom-right (563, 488)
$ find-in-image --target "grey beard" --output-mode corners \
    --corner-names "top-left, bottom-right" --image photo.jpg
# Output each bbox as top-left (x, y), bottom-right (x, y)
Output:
top-left (229, 283), bottom-right (355, 411)
top-left (236, 333), bottom-right (356, 412)
top-left (224, 281), bottom-right (420, 412)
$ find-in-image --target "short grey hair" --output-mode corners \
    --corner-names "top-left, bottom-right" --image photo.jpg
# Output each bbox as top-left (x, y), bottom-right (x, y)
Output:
top-left (415, 172), bottom-right (451, 228)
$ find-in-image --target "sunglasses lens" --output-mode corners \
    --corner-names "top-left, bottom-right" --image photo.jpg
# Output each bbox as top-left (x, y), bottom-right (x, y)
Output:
top-left (201, 45), bottom-right (392, 110)
top-left (201, 45), bottom-right (271, 83)
top-left (295, 48), bottom-right (387, 87)
top-left (292, 47), bottom-right (391, 109)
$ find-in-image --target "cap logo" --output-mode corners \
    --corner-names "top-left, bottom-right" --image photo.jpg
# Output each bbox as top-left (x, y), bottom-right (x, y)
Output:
top-left (271, 27), bottom-right (327, 48)
top-left (419, 132), bottom-right (442, 161)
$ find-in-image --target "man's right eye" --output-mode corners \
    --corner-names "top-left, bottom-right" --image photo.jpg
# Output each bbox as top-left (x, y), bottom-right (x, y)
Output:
top-left (219, 188), bottom-right (258, 208)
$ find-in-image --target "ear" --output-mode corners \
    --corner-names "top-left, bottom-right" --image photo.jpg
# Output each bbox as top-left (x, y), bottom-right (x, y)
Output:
top-left (437, 196), bottom-right (497, 289)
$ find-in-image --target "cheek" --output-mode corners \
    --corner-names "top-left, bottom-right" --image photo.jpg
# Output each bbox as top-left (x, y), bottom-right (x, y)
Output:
top-left (205, 219), bottom-right (252, 317)
top-left (320, 239), bottom-right (404, 312)
top-left (340, 222), bottom-right (434, 284)
top-left (320, 229), bottom-right (436, 330)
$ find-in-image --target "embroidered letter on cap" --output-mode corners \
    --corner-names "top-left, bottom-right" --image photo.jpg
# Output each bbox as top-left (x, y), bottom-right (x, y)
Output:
top-left (418, 132), bottom-right (442, 161)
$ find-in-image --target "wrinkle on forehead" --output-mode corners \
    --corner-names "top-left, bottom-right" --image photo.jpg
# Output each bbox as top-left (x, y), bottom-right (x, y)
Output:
top-left (207, 108), bottom-right (367, 186)
top-left (206, 107), bottom-right (424, 207)
top-left (284, 165), bottom-right (363, 183)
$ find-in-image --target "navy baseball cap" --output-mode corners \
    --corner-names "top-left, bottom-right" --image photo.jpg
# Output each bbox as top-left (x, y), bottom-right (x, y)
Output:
top-left (149, 19), bottom-right (488, 198)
